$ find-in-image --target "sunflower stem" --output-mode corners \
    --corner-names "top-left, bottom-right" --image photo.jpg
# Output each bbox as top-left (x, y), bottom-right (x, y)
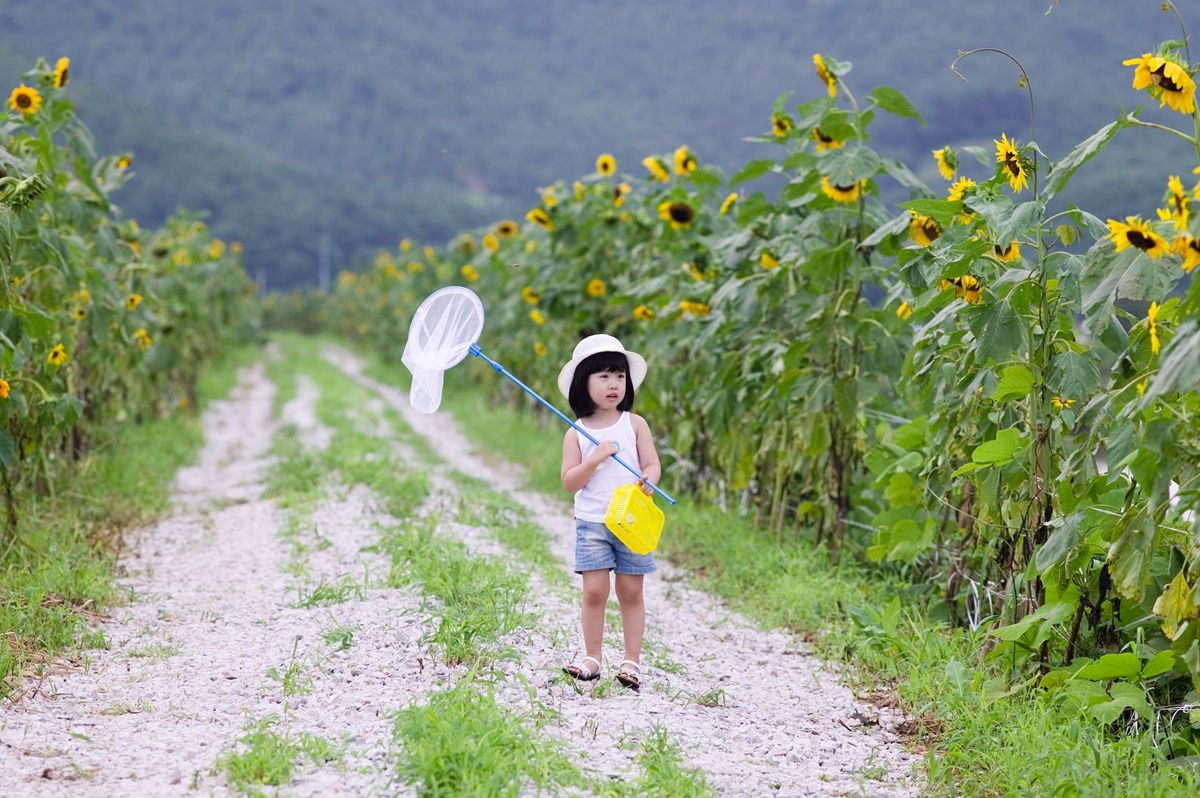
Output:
top-left (1126, 118), bottom-right (1196, 146)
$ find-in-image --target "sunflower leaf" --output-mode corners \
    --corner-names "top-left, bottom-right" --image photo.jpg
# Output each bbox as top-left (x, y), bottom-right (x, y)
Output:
top-left (820, 147), bottom-right (881, 186)
top-left (879, 156), bottom-right (931, 196)
top-left (729, 160), bottom-right (776, 187)
top-left (869, 86), bottom-right (923, 123)
top-left (1141, 321), bottom-right (1200, 404)
top-left (1044, 116), bottom-right (1135, 203)
top-left (970, 428), bottom-right (1025, 466)
top-left (991, 365), bottom-right (1033, 402)
top-left (860, 212), bottom-right (910, 249)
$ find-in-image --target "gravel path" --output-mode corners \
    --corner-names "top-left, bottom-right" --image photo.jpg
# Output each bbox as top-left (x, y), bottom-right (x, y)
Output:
top-left (325, 345), bottom-right (923, 797)
top-left (1, 347), bottom-right (924, 797)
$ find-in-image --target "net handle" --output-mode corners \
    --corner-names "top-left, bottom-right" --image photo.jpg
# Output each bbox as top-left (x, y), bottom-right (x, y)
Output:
top-left (469, 344), bottom-right (676, 505)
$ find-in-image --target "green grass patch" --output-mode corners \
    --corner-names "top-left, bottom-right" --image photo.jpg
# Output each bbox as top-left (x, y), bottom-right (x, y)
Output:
top-left (0, 345), bottom-right (259, 700)
top-left (392, 682), bottom-right (585, 797)
top-left (377, 518), bottom-right (532, 668)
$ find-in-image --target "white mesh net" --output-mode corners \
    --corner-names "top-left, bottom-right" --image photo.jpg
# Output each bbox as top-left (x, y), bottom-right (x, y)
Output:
top-left (401, 287), bottom-right (485, 413)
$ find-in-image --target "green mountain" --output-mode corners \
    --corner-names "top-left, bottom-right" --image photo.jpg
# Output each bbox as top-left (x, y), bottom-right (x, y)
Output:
top-left (0, 1), bottom-right (1192, 288)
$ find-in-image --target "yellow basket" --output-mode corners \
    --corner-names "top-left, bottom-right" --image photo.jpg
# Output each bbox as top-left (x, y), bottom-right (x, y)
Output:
top-left (605, 483), bottom-right (665, 555)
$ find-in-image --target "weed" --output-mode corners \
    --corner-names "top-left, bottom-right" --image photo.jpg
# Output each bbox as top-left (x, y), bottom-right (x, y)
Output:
top-left (214, 717), bottom-right (298, 792)
top-left (322, 624), bottom-right (355, 651)
top-left (294, 574), bottom-right (362, 608)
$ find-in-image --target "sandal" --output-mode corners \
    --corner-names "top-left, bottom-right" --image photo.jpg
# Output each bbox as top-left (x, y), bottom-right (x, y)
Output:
top-left (563, 655), bottom-right (601, 682)
top-left (616, 659), bottom-right (641, 691)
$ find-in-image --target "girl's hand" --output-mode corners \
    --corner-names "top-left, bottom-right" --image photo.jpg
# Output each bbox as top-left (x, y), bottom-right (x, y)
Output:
top-left (636, 479), bottom-right (653, 496)
top-left (588, 440), bottom-right (619, 465)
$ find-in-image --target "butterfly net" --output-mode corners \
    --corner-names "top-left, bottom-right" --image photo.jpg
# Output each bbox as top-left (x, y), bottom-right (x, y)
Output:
top-left (401, 287), bottom-right (485, 413)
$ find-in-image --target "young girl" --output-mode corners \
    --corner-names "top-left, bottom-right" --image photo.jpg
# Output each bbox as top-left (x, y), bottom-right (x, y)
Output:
top-left (557, 334), bottom-right (661, 691)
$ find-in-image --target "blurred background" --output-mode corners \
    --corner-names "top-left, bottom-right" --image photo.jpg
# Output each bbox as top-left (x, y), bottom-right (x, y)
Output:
top-left (0, 0), bottom-right (1187, 289)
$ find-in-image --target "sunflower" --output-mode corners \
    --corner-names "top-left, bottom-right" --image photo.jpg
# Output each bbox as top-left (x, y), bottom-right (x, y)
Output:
top-left (1123, 52), bottom-right (1197, 114)
top-left (72, 288), bottom-right (91, 305)
top-left (496, 220), bottom-right (518, 238)
top-left (522, 286), bottom-right (540, 305)
top-left (933, 147), bottom-right (957, 180)
top-left (47, 343), bottom-right (68, 366)
top-left (939, 275), bottom-right (984, 304)
top-left (596, 153), bottom-right (616, 176)
top-left (772, 114), bottom-right (793, 138)
top-left (210, 240), bottom-right (226, 259)
top-left (134, 328), bottom-right (153, 350)
top-left (54, 57), bottom-right (70, 89)
top-left (719, 192), bottom-right (737, 215)
top-left (657, 201), bottom-right (695, 230)
top-left (1175, 235), bottom-right (1200, 272)
top-left (673, 146), bottom-right (697, 176)
top-left (760, 251), bottom-right (779, 270)
top-left (1051, 396), bottom-right (1075, 410)
top-left (896, 302), bottom-right (913, 321)
top-left (1160, 175), bottom-right (1191, 231)
top-left (460, 265), bottom-right (479, 283)
top-left (541, 189), bottom-right (558, 207)
top-left (587, 279), bottom-right (606, 298)
top-left (0, 380), bottom-right (9, 399)
top-left (642, 156), bottom-right (670, 182)
top-left (530, 309), bottom-right (545, 326)
top-left (813, 53), bottom-right (836, 97)
top-left (117, 155), bottom-right (132, 170)
top-left (574, 180), bottom-right (585, 201)
top-left (993, 241), bottom-right (1021, 263)
top-left (613, 182), bottom-right (632, 207)
top-left (820, 177), bottom-right (864, 203)
top-left (811, 128), bottom-right (845, 153)
top-left (526, 207), bottom-right (554, 231)
top-left (407, 261), bottom-right (425, 274)
top-left (8, 84), bottom-right (41, 115)
top-left (231, 241), bottom-right (243, 255)
top-left (1106, 216), bottom-right (1170, 259)
top-left (525, 240), bottom-right (537, 253)
top-left (684, 262), bottom-right (704, 281)
top-left (174, 250), bottom-right (191, 266)
top-left (483, 233), bottom-right (499, 253)
top-left (72, 306), bottom-right (87, 321)
top-left (534, 342), bottom-right (547, 357)
top-left (679, 300), bottom-right (710, 317)
top-left (1147, 301), bottom-right (1162, 355)
top-left (399, 238), bottom-right (412, 253)
top-left (633, 305), bottom-right (655, 321)
top-left (948, 176), bottom-right (977, 223)
top-left (909, 212), bottom-right (940, 247)
top-left (126, 293), bottom-right (143, 311)
top-left (994, 133), bottom-right (1029, 193)
top-left (423, 245), bottom-right (437, 261)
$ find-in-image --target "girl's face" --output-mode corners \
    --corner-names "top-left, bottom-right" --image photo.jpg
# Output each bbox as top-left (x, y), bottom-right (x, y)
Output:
top-left (586, 369), bottom-right (626, 411)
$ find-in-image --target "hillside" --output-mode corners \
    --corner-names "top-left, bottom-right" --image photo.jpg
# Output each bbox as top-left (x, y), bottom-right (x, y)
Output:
top-left (0, 0), bottom-right (1190, 287)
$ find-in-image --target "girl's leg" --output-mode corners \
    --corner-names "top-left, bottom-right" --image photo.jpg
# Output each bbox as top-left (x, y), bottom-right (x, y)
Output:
top-left (580, 570), bottom-right (610, 668)
top-left (614, 573), bottom-right (645, 665)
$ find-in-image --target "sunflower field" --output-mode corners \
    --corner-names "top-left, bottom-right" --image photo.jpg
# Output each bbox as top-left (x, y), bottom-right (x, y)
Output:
top-left (1, 57), bottom-right (258, 533)
top-left (270, 10), bottom-right (1200, 753)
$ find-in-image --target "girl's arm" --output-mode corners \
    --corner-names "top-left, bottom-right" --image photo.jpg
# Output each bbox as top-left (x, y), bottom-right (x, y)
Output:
top-left (561, 429), bottom-right (618, 493)
top-left (631, 414), bottom-right (661, 496)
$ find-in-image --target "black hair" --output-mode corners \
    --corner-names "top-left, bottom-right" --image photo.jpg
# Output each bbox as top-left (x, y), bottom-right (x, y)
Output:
top-left (568, 350), bottom-right (635, 418)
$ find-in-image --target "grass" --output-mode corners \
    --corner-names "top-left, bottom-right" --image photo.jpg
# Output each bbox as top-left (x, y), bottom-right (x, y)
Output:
top-left (0, 344), bottom-right (260, 700)
top-left (377, 518), bottom-right (532, 667)
top-left (214, 715), bottom-right (342, 794)
top-left (392, 682), bottom-right (586, 797)
top-left (359, 348), bottom-right (1200, 797)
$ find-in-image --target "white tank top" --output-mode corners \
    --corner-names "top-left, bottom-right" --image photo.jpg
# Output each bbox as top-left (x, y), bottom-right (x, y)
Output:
top-left (573, 412), bottom-right (641, 522)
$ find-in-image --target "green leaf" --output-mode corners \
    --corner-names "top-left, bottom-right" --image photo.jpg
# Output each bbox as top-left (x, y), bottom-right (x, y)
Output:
top-left (0, 427), bottom-right (14, 469)
top-left (1107, 511), bottom-right (1156, 601)
top-left (820, 147), bottom-right (881, 187)
top-left (993, 201), bottom-right (1045, 245)
top-left (729, 159), bottom-right (776, 187)
top-left (734, 192), bottom-right (773, 225)
top-left (1036, 512), bottom-right (1086, 573)
top-left (1050, 350), bottom-right (1101, 399)
top-left (969, 298), bottom-right (1025, 365)
top-left (1141, 649), bottom-right (1178, 679)
top-left (860, 212), bottom-right (910, 249)
top-left (899, 199), bottom-right (962, 228)
top-left (1044, 116), bottom-right (1135, 203)
top-left (1074, 653), bottom-right (1141, 681)
top-left (1082, 244), bottom-right (1180, 335)
top-left (971, 428), bottom-right (1025, 466)
top-left (1142, 320), bottom-right (1200, 403)
top-left (869, 86), bottom-right (923, 122)
top-left (1151, 571), bottom-right (1197, 641)
top-left (1089, 682), bottom-right (1152, 723)
top-left (879, 157), bottom-right (930, 195)
top-left (991, 365), bottom-right (1034, 402)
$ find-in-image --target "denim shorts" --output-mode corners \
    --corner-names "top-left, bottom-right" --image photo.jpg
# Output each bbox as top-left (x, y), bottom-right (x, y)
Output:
top-left (574, 518), bottom-right (657, 575)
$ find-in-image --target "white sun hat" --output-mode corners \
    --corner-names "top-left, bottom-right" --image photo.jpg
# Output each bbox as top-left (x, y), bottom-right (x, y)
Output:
top-left (557, 334), bottom-right (647, 399)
